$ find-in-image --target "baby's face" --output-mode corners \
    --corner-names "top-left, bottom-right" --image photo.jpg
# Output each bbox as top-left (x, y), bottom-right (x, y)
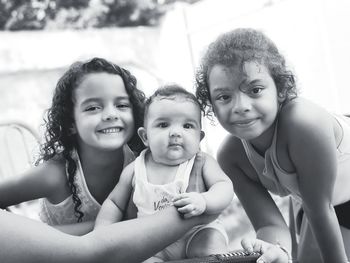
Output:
top-left (142, 98), bottom-right (203, 166)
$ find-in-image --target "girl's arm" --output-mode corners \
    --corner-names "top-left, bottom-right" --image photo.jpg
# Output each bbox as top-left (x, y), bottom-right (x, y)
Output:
top-left (217, 136), bottom-right (292, 255)
top-left (94, 162), bottom-right (134, 229)
top-left (0, 207), bottom-right (217, 263)
top-left (286, 101), bottom-right (348, 262)
top-left (0, 160), bottom-right (66, 208)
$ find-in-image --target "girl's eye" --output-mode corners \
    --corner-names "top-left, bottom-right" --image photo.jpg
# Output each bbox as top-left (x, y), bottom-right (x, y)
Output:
top-left (251, 88), bottom-right (263, 94)
top-left (184, 123), bottom-right (194, 129)
top-left (85, 106), bottom-right (100, 112)
top-left (216, 94), bottom-right (230, 101)
top-left (158, 122), bottom-right (168, 128)
top-left (248, 85), bottom-right (264, 95)
top-left (116, 103), bottom-right (130, 109)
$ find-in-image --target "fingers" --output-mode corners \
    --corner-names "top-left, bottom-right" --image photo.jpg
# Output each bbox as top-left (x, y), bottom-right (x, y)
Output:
top-left (241, 238), bottom-right (265, 252)
top-left (241, 237), bottom-right (254, 252)
top-left (173, 194), bottom-right (190, 207)
top-left (257, 245), bottom-right (289, 263)
top-left (241, 239), bottom-right (288, 263)
top-left (183, 210), bottom-right (198, 219)
top-left (177, 204), bottom-right (194, 214)
top-left (173, 193), bottom-right (206, 218)
top-left (177, 204), bottom-right (202, 218)
top-left (257, 248), bottom-right (279, 263)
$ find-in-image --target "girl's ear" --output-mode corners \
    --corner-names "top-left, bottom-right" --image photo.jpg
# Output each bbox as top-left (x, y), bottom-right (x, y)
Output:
top-left (278, 92), bottom-right (286, 103)
top-left (137, 127), bottom-right (149, 147)
top-left (68, 124), bottom-right (77, 135)
top-left (211, 105), bottom-right (217, 117)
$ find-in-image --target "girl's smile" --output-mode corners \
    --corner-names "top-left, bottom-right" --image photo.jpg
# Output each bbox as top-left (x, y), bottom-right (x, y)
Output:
top-left (231, 117), bottom-right (260, 127)
top-left (97, 126), bottom-right (123, 134)
top-left (208, 62), bottom-right (280, 145)
top-left (73, 72), bottom-right (135, 152)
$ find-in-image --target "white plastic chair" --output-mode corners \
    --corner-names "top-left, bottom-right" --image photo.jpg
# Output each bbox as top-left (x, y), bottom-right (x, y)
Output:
top-left (0, 120), bottom-right (39, 178)
top-left (0, 120), bottom-right (41, 219)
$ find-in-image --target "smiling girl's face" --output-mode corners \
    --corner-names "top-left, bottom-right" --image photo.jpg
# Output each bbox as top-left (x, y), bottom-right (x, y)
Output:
top-left (208, 61), bottom-right (280, 142)
top-left (72, 72), bottom-right (135, 152)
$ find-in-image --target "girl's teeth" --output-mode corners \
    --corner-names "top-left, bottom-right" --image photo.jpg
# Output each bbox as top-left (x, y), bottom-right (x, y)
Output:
top-left (101, 128), bottom-right (121, 133)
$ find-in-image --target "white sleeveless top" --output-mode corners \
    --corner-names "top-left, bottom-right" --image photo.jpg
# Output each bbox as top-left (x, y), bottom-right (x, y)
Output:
top-left (133, 149), bottom-right (196, 217)
top-left (40, 145), bottom-right (135, 225)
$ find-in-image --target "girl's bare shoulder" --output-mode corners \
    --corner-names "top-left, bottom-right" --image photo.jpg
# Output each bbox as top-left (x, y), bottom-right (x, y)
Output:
top-left (36, 157), bottom-right (68, 189)
top-left (279, 98), bottom-right (334, 147)
top-left (279, 98), bottom-right (332, 130)
top-left (217, 134), bottom-right (246, 165)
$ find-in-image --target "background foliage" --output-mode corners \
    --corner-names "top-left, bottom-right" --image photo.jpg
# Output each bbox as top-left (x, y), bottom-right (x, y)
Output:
top-left (0, 0), bottom-right (200, 31)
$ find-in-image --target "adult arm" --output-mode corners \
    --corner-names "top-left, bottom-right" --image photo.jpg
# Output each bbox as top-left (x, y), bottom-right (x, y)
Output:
top-left (286, 100), bottom-right (348, 262)
top-left (0, 206), bottom-right (216, 263)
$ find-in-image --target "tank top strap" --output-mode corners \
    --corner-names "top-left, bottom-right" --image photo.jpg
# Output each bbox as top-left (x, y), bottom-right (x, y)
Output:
top-left (241, 140), bottom-right (264, 182)
top-left (123, 144), bottom-right (135, 167)
top-left (269, 119), bottom-right (280, 165)
top-left (133, 149), bottom-right (148, 183)
top-left (72, 152), bottom-right (100, 208)
top-left (173, 154), bottom-right (196, 192)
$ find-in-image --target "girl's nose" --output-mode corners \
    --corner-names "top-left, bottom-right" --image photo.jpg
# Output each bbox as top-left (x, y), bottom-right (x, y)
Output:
top-left (102, 107), bottom-right (119, 121)
top-left (233, 93), bottom-right (251, 114)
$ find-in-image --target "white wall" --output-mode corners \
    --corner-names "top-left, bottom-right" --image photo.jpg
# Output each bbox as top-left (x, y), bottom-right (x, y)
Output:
top-left (158, 0), bottom-right (350, 154)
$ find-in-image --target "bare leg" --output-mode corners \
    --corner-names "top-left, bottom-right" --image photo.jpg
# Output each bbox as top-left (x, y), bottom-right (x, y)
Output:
top-left (187, 228), bottom-right (228, 258)
top-left (341, 226), bottom-right (350, 260)
top-left (142, 256), bottom-right (164, 263)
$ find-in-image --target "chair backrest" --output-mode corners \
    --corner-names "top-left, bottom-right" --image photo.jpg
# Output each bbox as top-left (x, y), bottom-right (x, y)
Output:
top-left (0, 121), bottom-right (39, 179)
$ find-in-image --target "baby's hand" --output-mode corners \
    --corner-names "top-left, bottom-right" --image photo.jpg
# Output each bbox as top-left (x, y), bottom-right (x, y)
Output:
top-left (241, 238), bottom-right (290, 263)
top-left (172, 192), bottom-right (206, 219)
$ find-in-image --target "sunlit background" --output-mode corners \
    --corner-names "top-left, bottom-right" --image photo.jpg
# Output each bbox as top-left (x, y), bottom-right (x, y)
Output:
top-left (1, 0), bottom-right (349, 251)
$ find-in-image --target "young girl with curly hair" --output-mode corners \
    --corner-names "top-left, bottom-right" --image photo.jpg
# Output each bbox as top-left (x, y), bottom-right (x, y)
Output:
top-left (196, 28), bottom-right (350, 263)
top-left (0, 57), bottom-right (146, 235)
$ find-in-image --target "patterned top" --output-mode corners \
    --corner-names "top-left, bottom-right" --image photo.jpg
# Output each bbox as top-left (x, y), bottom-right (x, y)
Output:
top-left (40, 145), bottom-right (135, 225)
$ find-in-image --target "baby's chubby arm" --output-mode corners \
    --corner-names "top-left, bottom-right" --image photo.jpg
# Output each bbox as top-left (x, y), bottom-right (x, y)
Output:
top-left (173, 153), bottom-right (234, 218)
top-left (94, 162), bottom-right (135, 229)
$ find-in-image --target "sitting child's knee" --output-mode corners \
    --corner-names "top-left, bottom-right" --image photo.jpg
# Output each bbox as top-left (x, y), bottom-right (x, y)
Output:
top-left (186, 229), bottom-right (228, 258)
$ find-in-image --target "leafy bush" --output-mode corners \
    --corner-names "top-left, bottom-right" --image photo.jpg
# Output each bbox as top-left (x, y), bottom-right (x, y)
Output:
top-left (0, 0), bottom-right (188, 31)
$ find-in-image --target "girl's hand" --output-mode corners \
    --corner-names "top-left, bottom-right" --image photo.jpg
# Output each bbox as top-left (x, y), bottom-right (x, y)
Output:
top-left (241, 238), bottom-right (290, 263)
top-left (172, 192), bottom-right (206, 219)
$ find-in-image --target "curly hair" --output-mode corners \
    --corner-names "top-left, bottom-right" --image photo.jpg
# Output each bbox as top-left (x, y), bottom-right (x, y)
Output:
top-left (195, 28), bottom-right (298, 118)
top-left (36, 57), bottom-right (146, 222)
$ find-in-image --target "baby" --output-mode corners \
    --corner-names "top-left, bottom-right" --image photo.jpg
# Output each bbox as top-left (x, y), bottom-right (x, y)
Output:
top-left (95, 84), bottom-right (234, 262)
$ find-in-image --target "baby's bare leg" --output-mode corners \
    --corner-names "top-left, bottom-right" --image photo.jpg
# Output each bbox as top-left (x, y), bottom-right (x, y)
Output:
top-left (186, 227), bottom-right (228, 258)
top-left (142, 256), bottom-right (164, 263)
top-left (340, 226), bottom-right (350, 260)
